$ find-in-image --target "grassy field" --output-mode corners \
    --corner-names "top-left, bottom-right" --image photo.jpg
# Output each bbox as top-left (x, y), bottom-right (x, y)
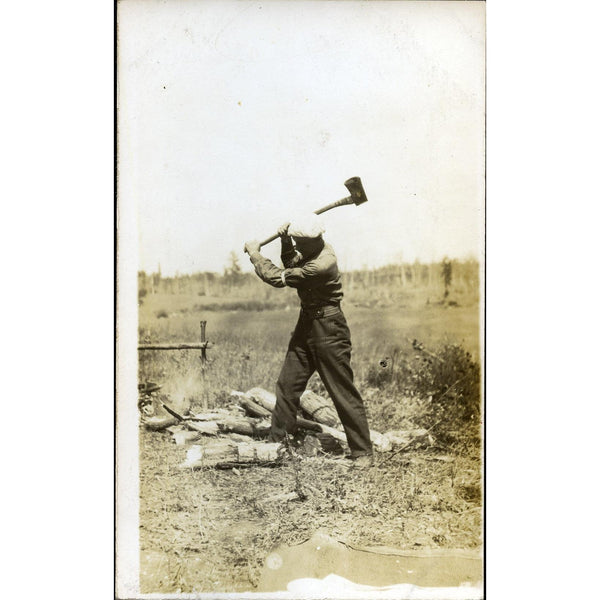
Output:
top-left (137, 290), bottom-right (483, 593)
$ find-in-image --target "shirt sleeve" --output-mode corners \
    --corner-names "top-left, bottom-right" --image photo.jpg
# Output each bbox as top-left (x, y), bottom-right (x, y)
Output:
top-left (248, 252), bottom-right (286, 288)
top-left (281, 254), bottom-right (336, 289)
top-left (250, 247), bottom-right (336, 289)
top-left (280, 235), bottom-right (300, 268)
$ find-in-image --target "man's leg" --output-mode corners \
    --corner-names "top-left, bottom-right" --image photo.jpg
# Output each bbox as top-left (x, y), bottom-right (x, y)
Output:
top-left (311, 313), bottom-right (373, 457)
top-left (270, 328), bottom-right (314, 442)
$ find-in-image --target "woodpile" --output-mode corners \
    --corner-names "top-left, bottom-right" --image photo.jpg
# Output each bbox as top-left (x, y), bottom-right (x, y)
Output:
top-left (299, 390), bottom-right (339, 427)
top-left (240, 387), bottom-right (392, 453)
top-left (141, 386), bottom-right (433, 469)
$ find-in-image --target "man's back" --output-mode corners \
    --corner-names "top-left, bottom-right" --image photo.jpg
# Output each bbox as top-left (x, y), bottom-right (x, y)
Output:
top-left (283, 242), bottom-right (343, 309)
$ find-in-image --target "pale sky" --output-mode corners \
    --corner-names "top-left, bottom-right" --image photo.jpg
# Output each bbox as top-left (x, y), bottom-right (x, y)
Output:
top-left (118, 0), bottom-right (485, 276)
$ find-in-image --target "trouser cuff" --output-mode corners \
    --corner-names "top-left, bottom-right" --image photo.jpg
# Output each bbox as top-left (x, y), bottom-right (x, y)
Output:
top-left (350, 450), bottom-right (374, 458)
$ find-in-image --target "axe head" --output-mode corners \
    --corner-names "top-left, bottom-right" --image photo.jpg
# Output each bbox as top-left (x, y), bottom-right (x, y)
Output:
top-left (344, 176), bottom-right (368, 206)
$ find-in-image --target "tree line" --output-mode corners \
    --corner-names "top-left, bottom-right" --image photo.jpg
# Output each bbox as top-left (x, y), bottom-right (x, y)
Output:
top-left (138, 255), bottom-right (480, 304)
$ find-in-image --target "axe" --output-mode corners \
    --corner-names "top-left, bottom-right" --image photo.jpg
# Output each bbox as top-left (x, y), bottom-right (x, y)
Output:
top-left (254, 176), bottom-right (369, 250)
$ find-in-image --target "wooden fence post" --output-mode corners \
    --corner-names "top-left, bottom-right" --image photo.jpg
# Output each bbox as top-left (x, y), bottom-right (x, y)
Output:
top-left (200, 321), bottom-right (207, 364)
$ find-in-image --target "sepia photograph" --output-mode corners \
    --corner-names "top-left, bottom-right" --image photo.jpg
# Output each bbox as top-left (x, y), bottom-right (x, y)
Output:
top-left (117, 0), bottom-right (485, 597)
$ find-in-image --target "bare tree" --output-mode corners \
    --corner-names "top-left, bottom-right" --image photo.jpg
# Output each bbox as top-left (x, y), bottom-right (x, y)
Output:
top-left (442, 257), bottom-right (452, 299)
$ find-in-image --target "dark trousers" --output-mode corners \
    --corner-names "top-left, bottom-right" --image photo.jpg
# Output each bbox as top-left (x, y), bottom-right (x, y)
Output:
top-left (270, 308), bottom-right (373, 457)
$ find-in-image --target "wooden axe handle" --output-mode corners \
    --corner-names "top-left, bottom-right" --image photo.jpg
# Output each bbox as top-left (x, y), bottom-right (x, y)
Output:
top-left (259, 231), bottom-right (281, 248)
top-left (314, 195), bottom-right (355, 215)
top-left (257, 196), bottom-right (355, 249)
top-left (253, 177), bottom-right (367, 250)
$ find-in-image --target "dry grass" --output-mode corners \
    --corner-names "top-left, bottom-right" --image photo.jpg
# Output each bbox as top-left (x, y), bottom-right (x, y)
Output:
top-left (137, 293), bottom-right (482, 593)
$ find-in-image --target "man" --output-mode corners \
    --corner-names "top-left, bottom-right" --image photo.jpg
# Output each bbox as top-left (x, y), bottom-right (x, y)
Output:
top-left (244, 214), bottom-right (373, 466)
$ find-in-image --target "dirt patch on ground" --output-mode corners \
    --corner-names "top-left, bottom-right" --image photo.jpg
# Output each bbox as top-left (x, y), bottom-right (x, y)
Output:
top-left (139, 427), bottom-right (482, 594)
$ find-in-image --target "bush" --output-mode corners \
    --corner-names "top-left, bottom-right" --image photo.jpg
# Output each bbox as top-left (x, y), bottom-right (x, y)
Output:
top-left (411, 344), bottom-right (480, 420)
top-left (365, 341), bottom-right (481, 449)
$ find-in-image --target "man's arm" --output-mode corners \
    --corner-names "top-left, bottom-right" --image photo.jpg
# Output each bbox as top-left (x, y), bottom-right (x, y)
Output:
top-left (244, 240), bottom-right (332, 289)
top-left (244, 240), bottom-right (285, 288)
top-left (278, 222), bottom-right (300, 268)
top-left (280, 255), bottom-right (336, 289)
top-left (280, 235), bottom-right (299, 268)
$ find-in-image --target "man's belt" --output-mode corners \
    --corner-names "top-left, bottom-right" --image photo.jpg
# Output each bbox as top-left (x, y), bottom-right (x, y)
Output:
top-left (301, 304), bottom-right (341, 319)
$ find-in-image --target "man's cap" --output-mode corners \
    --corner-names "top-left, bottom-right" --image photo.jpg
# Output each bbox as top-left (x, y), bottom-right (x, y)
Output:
top-left (288, 214), bottom-right (325, 239)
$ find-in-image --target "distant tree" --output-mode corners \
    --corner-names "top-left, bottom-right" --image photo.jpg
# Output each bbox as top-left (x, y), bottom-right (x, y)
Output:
top-left (138, 271), bottom-right (148, 298)
top-left (442, 257), bottom-right (452, 298)
top-left (152, 267), bottom-right (161, 294)
top-left (224, 251), bottom-right (243, 288)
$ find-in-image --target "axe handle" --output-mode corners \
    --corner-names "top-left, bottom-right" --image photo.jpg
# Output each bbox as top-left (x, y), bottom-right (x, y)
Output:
top-left (314, 195), bottom-right (354, 215)
top-left (259, 232), bottom-right (281, 248)
top-left (258, 195), bottom-right (353, 249)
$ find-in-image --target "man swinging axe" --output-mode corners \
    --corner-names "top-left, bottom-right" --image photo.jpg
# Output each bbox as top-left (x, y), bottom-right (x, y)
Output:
top-left (244, 177), bottom-right (373, 468)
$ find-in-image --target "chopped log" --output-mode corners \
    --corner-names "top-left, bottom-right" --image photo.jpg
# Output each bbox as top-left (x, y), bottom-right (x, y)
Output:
top-left (295, 418), bottom-right (394, 453)
top-left (299, 390), bottom-right (341, 428)
top-left (243, 387), bottom-right (390, 452)
top-left (227, 433), bottom-right (256, 443)
top-left (173, 431), bottom-right (202, 445)
top-left (179, 415), bottom-right (271, 438)
top-left (163, 404), bottom-right (241, 423)
top-left (383, 429), bottom-right (433, 448)
top-left (143, 415), bottom-right (180, 431)
top-left (186, 420), bottom-right (220, 435)
top-left (244, 388), bottom-right (334, 434)
top-left (218, 416), bottom-right (271, 438)
top-left (370, 430), bottom-right (393, 453)
top-left (303, 433), bottom-right (345, 456)
top-left (182, 440), bottom-right (235, 468)
top-left (233, 390), bottom-right (328, 437)
top-left (166, 426), bottom-right (203, 445)
top-left (301, 417), bottom-right (396, 453)
top-left (308, 420), bottom-right (346, 441)
top-left (231, 392), bottom-right (272, 418)
top-left (181, 440), bottom-right (282, 469)
top-left (187, 410), bottom-right (234, 421)
top-left (316, 433), bottom-right (345, 455)
top-left (246, 387), bottom-right (276, 412)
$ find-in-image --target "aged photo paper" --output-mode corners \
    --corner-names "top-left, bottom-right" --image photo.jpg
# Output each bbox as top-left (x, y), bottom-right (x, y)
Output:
top-left (117, 1), bottom-right (485, 597)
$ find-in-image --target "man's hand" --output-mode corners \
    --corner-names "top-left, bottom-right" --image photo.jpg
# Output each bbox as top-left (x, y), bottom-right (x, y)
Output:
top-left (244, 240), bottom-right (261, 255)
top-left (277, 222), bottom-right (291, 238)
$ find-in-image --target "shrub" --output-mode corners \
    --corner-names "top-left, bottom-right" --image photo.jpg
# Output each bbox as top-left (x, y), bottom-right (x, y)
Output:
top-left (365, 341), bottom-right (481, 449)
